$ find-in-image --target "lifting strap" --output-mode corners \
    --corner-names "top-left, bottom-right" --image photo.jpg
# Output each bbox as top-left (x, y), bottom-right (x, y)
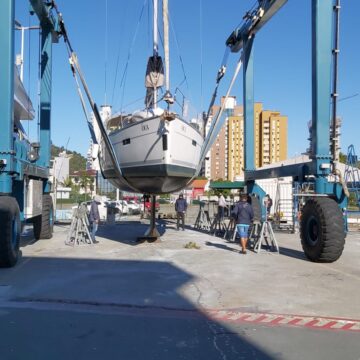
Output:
top-left (197, 48), bottom-right (244, 174)
top-left (53, 5), bottom-right (136, 191)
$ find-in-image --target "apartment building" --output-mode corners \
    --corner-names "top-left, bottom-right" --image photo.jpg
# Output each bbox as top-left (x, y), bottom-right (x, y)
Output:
top-left (208, 98), bottom-right (287, 181)
top-left (258, 109), bottom-right (287, 167)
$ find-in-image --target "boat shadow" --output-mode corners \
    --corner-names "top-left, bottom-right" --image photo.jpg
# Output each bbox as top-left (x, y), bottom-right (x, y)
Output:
top-left (96, 220), bottom-right (167, 245)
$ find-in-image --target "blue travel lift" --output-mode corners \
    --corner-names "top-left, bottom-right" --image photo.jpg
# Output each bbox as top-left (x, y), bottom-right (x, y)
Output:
top-left (226, 0), bottom-right (347, 262)
top-left (0, 1), bottom-right (61, 267)
top-left (0, 0), bottom-right (348, 266)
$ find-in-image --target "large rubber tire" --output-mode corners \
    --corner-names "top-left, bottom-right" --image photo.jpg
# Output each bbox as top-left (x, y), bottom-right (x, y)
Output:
top-left (250, 195), bottom-right (262, 222)
top-left (33, 194), bottom-right (54, 240)
top-left (300, 197), bottom-right (345, 263)
top-left (0, 196), bottom-right (21, 268)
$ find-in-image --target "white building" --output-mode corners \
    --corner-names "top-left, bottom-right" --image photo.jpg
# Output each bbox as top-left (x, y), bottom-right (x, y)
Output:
top-left (56, 187), bottom-right (71, 200)
top-left (86, 105), bottom-right (112, 171)
top-left (52, 152), bottom-right (70, 185)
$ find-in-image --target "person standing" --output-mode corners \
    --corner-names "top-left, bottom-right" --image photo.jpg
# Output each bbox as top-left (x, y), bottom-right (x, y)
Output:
top-left (264, 194), bottom-right (273, 216)
top-left (89, 197), bottom-right (100, 242)
top-left (175, 193), bottom-right (187, 231)
top-left (218, 193), bottom-right (227, 220)
top-left (231, 193), bottom-right (254, 254)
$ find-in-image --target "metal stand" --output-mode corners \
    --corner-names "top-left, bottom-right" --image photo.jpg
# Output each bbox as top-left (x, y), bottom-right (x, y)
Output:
top-left (224, 217), bottom-right (236, 241)
top-left (137, 195), bottom-right (160, 242)
top-left (254, 219), bottom-right (279, 254)
top-left (210, 213), bottom-right (227, 237)
top-left (194, 202), bottom-right (211, 231)
top-left (66, 203), bottom-right (93, 246)
top-left (249, 221), bottom-right (261, 248)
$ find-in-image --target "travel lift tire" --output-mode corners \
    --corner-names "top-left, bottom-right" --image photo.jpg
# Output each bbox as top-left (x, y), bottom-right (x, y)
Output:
top-left (33, 194), bottom-right (54, 240)
top-left (300, 197), bottom-right (345, 263)
top-left (0, 196), bottom-right (21, 268)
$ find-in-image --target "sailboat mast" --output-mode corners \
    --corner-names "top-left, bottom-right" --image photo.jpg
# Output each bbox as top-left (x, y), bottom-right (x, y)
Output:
top-left (145, 0), bottom-right (164, 109)
top-left (153, 0), bottom-right (158, 56)
top-left (153, 0), bottom-right (158, 108)
top-left (163, 0), bottom-right (170, 94)
top-left (163, 0), bottom-right (174, 108)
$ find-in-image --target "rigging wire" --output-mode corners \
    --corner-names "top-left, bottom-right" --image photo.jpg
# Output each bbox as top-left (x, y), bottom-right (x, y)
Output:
top-left (199, 0), bottom-right (203, 112)
top-left (121, 95), bottom-right (147, 112)
top-left (147, 0), bottom-right (151, 55)
top-left (104, 0), bottom-right (108, 105)
top-left (116, 0), bottom-right (149, 112)
top-left (27, 13), bottom-right (32, 139)
top-left (337, 93), bottom-right (359, 103)
top-left (110, 2), bottom-right (130, 105)
top-left (168, 9), bottom-right (189, 93)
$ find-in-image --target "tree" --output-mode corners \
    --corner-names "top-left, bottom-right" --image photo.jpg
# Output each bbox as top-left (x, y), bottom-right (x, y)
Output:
top-left (212, 188), bottom-right (231, 198)
top-left (79, 175), bottom-right (93, 201)
top-left (339, 152), bottom-right (347, 164)
top-left (51, 144), bottom-right (87, 173)
top-left (61, 177), bottom-right (72, 188)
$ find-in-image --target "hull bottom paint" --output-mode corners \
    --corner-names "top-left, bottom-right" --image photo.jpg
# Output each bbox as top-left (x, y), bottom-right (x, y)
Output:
top-left (103, 164), bottom-right (196, 194)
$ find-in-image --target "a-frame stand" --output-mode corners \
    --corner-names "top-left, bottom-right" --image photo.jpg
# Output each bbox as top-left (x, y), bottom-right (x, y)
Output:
top-left (194, 202), bottom-right (211, 231)
top-left (254, 216), bottom-right (279, 254)
top-left (66, 203), bottom-right (94, 246)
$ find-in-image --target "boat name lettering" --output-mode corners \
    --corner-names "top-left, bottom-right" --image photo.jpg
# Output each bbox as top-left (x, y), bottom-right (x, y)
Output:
top-left (181, 125), bottom-right (186, 132)
top-left (141, 125), bottom-right (149, 131)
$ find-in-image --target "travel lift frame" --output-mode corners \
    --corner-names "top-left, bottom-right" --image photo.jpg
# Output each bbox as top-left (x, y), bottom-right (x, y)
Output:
top-left (0, 0), bottom-right (60, 267)
top-left (226, 0), bottom-right (346, 262)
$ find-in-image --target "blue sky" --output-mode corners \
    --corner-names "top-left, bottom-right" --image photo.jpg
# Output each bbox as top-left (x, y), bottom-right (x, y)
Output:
top-left (16, 0), bottom-right (360, 158)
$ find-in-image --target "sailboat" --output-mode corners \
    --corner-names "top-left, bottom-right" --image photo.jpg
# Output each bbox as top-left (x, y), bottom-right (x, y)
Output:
top-left (99, 0), bottom-right (204, 195)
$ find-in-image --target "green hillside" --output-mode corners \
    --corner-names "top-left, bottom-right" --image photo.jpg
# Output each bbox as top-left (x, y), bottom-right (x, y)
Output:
top-left (51, 144), bottom-right (87, 173)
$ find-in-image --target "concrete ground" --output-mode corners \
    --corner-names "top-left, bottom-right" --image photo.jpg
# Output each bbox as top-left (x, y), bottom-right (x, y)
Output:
top-left (0, 215), bottom-right (359, 359)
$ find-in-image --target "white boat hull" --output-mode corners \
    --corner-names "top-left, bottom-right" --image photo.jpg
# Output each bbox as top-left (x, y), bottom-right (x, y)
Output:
top-left (100, 114), bottom-right (203, 194)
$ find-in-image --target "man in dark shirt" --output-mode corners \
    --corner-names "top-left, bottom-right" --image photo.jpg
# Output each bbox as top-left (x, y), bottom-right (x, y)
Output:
top-left (175, 194), bottom-right (187, 230)
top-left (231, 193), bottom-right (254, 254)
top-left (89, 197), bottom-right (100, 241)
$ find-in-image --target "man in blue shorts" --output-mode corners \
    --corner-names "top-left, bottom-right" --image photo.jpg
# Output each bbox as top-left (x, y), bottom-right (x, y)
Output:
top-left (231, 193), bottom-right (254, 254)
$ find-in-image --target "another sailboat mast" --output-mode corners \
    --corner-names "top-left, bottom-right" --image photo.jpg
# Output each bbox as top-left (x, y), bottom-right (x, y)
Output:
top-left (153, 0), bottom-right (158, 108)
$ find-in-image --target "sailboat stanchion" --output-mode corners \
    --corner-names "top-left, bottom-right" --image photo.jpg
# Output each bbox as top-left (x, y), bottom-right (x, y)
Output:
top-left (138, 195), bottom-right (161, 242)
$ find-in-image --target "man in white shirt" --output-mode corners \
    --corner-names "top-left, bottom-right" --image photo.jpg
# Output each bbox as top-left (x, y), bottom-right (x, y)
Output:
top-left (218, 193), bottom-right (227, 220)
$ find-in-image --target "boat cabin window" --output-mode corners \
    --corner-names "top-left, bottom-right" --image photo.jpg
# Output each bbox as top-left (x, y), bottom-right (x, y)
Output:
top-left (123, 138), bottom-right (131, 145)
